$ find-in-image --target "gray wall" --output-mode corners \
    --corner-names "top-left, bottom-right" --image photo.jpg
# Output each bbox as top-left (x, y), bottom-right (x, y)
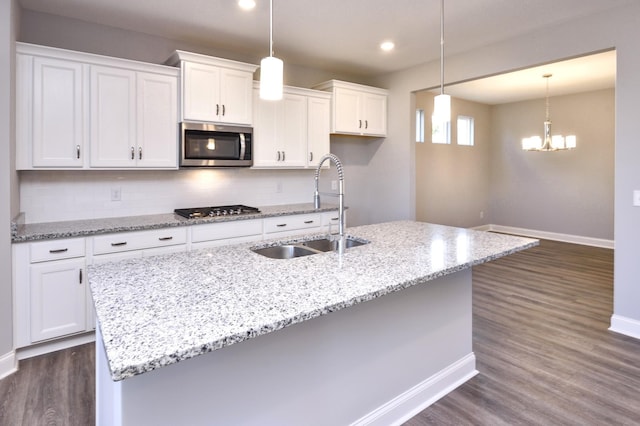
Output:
top-left (415, 92), bottom-right (491, 228)
top-left (373, 3), bottom-right (640, 328)
top-left (1, 0), bottom-right (19, 364)
top-left (490, 89), bottom-right (614, 239)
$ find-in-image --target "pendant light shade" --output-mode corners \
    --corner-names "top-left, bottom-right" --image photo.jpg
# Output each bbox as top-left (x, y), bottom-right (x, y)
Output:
top-left (433, 0), bottom-right (450, 122)
top-left (260, 56), bottom-right (283, 100)
top-left (259, 0), bottom-right (283, 100)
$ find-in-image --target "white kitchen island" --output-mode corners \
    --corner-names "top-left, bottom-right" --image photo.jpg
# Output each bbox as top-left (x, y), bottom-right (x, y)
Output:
top-left (89, 221), bottom-right (537, 426)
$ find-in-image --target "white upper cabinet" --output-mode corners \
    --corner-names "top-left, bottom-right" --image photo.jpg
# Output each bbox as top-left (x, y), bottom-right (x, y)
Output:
top-left (90, 68), bottom-right (178, 168)
top-left (313, 80), bottom-right (388, 137)
top-left (16, 53), bottom-right (86, 169)
top-left (90, 66), bottom-right (137, 167)
top-left (252, 84), bottom-right (331, 169)
top-left (167, 50), bottom-right (258, 126)
top-left (16, 43), bottom-right (179, 170)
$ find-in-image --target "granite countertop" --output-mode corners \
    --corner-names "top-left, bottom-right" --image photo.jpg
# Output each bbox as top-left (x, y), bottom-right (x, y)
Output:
top-left (88, 220), bottom-right (538, 382)
top-left (11, 203), bottom-right (339, 243)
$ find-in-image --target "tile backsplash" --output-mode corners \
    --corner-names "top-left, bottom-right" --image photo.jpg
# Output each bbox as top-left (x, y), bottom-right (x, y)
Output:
top-left (19, 168), bottom-right (322, 223)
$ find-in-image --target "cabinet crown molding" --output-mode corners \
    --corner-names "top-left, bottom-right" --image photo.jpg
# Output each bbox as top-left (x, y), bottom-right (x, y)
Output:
top-left (166, 50), bottom-right (258, 73)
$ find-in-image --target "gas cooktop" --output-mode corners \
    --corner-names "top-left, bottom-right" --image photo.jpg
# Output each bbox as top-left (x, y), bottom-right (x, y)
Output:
top-left (174, 205), bottom-right (261, 219)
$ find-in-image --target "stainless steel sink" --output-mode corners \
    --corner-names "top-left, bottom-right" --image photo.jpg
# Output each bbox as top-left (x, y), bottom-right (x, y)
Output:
top-left (251, 245), bottom-right (319, 259)
top-left (301, 237), bottom-right (367, 252)
top-left (251, 237), bottom-right (369, 259)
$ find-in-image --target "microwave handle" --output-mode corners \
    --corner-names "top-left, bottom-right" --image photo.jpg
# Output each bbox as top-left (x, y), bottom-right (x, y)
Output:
top-left (239, 133), bottom-right (246, 160)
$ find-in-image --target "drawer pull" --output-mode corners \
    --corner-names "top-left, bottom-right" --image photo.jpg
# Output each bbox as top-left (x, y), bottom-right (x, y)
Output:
top-left (331, 217), bottom-right (339, 221)
top-left (49, 248), bottom-right (68, 254)
top-left (158, 236), bottom-right (173, 241)
top-left (304, 220), bottom-right (314, 224)
top-left (79, 268), bottom-right (83, 284)
top-left (276, 224), bottom-right (287, 227)
top-left (111, 242), bottom-right (127, 247)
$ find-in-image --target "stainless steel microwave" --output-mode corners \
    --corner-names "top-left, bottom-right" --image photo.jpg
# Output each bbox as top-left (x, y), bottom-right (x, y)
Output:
top-left (180, 122), bottom-right (253, 167)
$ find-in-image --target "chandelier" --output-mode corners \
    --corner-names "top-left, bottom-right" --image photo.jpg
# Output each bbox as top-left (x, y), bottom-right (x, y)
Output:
top-left (522, 74), bottom-right (576, 151)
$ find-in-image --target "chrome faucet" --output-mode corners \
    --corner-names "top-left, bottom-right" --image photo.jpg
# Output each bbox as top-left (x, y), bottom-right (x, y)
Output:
top-left (314, 153), bottom-right (346, 254)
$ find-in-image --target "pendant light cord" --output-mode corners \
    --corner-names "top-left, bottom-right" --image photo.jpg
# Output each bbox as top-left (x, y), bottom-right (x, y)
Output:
top-left (269, 0), bottom-right (274, 57)
top-left (440, 0), bottom-right (445, 95)
top-left (545, 74), bottom-right (551, 121)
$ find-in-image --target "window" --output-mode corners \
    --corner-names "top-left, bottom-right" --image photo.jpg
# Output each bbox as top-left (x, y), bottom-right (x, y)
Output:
top-left (432, 116), bottom-right (450, 144)
top-left (416, 109), bottom-right (425, 142)
top-left (457, 115), bottom-right (474, 146)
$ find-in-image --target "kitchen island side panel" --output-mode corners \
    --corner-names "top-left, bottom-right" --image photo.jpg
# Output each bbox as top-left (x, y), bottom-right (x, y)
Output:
top-left (100, 269), bottom-right (474, 426)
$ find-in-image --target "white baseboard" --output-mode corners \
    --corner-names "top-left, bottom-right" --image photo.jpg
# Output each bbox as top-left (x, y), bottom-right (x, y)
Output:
top-left (351, 353), bottom-right (478, 426)
top-left (470, 224), bottom-right (614, 249)
top-left (609, 315), bottom-right (640, 340)
top-left (16, 331), bottom-right (95, 360)
top-left (0, 350), bottom-right (18, 380)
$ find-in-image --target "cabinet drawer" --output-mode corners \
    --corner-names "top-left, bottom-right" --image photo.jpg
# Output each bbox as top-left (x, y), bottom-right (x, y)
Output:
top-left (29, 238), bottom-right (85, 263)
top-left (264, 213), bottom-right (322, 234)
top-left (92, 228), bottom-right (187, 255)
top-left (192, 219), bottom-right (263, 243)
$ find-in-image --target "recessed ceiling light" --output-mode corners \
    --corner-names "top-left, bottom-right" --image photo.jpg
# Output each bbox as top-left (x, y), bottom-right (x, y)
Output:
top-left (238, 0), bottom-right (256, 10)
top-left (380, 41), bottom-right (395, 52)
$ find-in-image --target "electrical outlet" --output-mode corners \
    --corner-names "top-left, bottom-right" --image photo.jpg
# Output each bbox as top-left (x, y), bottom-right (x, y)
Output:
top-left (331, 180), bottom-right (338, 191)
top-left (111, 187), bottom-right (121, 201)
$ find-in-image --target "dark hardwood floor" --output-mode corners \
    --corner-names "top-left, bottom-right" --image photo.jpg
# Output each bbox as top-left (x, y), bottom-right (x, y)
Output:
top-left (0, 343), bottom-right (94, 426)
top-left (405, 239), bottom-right (640, 425)
top-left (1, 239), bottom-right (637, 425)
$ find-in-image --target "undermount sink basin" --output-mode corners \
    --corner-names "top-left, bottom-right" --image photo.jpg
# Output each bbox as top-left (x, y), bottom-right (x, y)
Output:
top-left (251, 245), bottom-right (318, 259)
top-left (301, 237), bottom-right (367, 252)
top-left (251, 237), bottom-right (369, 259)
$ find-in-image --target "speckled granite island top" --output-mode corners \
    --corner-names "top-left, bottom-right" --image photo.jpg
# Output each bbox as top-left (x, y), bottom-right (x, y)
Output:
top-left (11, 203), bottom-right (338, 242)
top-left (88, 220), bottom-right (538, 382)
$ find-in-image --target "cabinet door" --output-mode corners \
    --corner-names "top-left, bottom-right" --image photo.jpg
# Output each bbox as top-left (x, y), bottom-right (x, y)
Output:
top-left (136, 72), bottom-right (178, 168)
top-left (219, 68), bottom-right (254, 125)
top-left (90, 66), bottom-right (136, 167)
top-left (307, 96), bottom-right (330, 167)
top-left (252, 88), bottom-right (280, 167)
top-left (280, 93), bottom-right (307, 167)
top-left (362, 92), bottom-right (387, 136)
top-left (30, 258), bottom-right (86, 343)
top-left (333, 87), bottom-right (362, 134)
top-left (182, 62), bottom-right (220, 122)
top-left (32, 57), bottom-right (84, 167)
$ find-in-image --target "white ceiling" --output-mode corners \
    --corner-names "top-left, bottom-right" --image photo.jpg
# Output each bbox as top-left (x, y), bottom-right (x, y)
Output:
top-left (19, 0), bottom-right (624, 102)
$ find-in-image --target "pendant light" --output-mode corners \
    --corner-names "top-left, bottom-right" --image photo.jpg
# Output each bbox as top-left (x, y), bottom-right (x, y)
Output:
top-left (433, 0), bottom-right (450, 122)
top-left (522, 74), bottom-right (577, 151)
top-left (259, 0), bottom-right (283, 100)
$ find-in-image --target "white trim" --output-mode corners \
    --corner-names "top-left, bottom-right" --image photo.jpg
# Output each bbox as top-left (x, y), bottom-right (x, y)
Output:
top-left (351, 354), bottom-right (478, 426)
top-left (609, 315), bottom-right (640, 340)
top-left (16, 331), bottom-right (95, 360)
top-left (0, 350), bottom-right (18, 380)
top-left (469, 224), bottom-right (614, 249)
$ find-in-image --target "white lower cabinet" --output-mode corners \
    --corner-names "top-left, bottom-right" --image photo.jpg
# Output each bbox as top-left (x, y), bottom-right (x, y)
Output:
top-left (191, 219), bottom-right (263, 249)
top-left (13, 237), bottom-right (90, 348)
top-left (264, 213), bottom-right (324, 237)
top-left (91, 228), bottom-right (187, 263)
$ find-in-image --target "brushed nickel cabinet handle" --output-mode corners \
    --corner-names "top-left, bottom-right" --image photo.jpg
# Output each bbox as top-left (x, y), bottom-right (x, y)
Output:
top-left (309, 152), bottom-right (313, 162)
top-left (365, 120), bottom-right (368, 129)
top-left (222, 105), bottom-right (226, 116)
top-left (276, 223), bottom-right (287, 227)
top-left (49, 248), bottom-right (68, 254)
top-left (139, 147), bottom-right (142, 160)
top-left (76, 145), bottom-right (80, 159)
top-left (130, 147), bottom-right (134, 160)
top-left (158, 236), bottom-right (173, 241)
top-left (111, 242), bottom-right (127, 247)
top-left (277, 151), bottom-right (281, 161)
top-left (359, 119), bottom-right (362, 129)
top-left (79, 268), bottom-right (83, 284)
top-left (304, 220), bottom-right (314, 224)
top-left (216, 104), bottom-right (220, 116)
